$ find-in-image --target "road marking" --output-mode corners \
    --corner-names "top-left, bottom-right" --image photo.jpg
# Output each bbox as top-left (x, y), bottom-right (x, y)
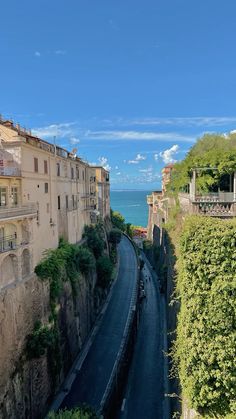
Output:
top-left (121, 398), bottom-right (126, 411)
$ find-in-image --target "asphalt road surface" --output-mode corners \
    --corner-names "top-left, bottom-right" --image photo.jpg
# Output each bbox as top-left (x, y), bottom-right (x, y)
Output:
top-left (117, 253), bottom-right (169, 419)
top-left (60, 235), bottom-right (138, 412)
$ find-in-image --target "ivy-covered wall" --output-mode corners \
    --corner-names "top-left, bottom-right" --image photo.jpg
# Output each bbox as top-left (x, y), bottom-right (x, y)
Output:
top-left (175, 216), bottom-right (236, 418)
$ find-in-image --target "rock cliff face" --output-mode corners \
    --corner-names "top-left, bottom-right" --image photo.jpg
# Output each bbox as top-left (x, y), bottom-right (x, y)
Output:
top-left (0, 270), bottom-right (105, 419)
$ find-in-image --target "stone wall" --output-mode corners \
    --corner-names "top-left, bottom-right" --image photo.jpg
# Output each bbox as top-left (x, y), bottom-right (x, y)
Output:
top-left (0, 269), bottom-right (104, 419)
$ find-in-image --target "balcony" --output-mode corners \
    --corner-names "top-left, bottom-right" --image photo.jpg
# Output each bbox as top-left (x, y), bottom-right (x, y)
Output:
top-left (0, 167), bottom-right (21, 177)
top-left (0, 203), bottom-right (38, 221)
top-left (0, 234), bottom-right (17, 253)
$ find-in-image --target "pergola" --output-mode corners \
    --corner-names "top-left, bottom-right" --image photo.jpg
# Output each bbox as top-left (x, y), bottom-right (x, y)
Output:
top-left (189, 167), bottom-right (236, 202)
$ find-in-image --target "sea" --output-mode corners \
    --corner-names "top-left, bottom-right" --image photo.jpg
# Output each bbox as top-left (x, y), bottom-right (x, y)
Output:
top-left (110, 190), bottom-right (151, 227)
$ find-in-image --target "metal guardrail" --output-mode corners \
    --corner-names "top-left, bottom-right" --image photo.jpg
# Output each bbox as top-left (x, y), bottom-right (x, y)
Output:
top-left (0, 203), bottom-right (37, 220)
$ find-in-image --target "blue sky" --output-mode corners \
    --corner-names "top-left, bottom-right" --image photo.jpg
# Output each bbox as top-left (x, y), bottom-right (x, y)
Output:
top-left (1, 0), bottom-right (236, 190)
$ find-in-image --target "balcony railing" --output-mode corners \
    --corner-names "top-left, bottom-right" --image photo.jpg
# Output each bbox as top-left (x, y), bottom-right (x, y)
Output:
top-left (194, 192), bottom-right (235, 203)
top-left (0, 203), bottom-right (38, 220)
top-left (196, 202), bottom-right (235, 217)
top-left (0, 234), bottom-right (17, 253)
top-left (0, 167), bottom-right (21, 176)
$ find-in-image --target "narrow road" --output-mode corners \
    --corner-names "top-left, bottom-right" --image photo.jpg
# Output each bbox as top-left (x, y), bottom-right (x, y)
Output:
top-left (117, 253), bottom-right (170, 419)
top-left (59, 235), bottom-right (138, 412)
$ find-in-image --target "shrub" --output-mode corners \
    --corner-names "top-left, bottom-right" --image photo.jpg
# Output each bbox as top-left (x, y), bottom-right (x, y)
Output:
top-left (109, 228), bottom-right (122, 244)
top-left (143, 240), bottom-right (153, 251)
top-left (26, 321), bottom-right (55, 358)
top-left (125, 223), bottom-right (133, 238)
top-left (83, 225), bottom-right (104, 258)
top-left (175, 216), bottom-right (236, 417)
top-left (110, 209), bottom-right (126, 231)
top-left (48, 406), bottom-right (98, 418)
top-left (75, 246), bottom-right (95, 275)
top-left (96, 255), bottom-right (113, 288)
top-left (110, 245), bottom-right (117, 264)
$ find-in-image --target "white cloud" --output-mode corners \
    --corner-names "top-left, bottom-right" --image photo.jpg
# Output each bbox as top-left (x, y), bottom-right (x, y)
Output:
top-left (128, 160), bottom-right (139, 164)
top-left (154, 153), bottom-right (158, 161)
top-left (55, 50), bottom-right (66, 55)
top-left (69, 137), bottom-right (80, 145)
top-left (139, 167), bottom-right (153, 173)
top-left (84, 129), bottom-right (194, 142)
top-left (115, 165), bottom-right (119, 170)
top-left (128, 153), bottom-right (146, 164)
top-left (32, 122), bottom-right (75, 139)
top-left (136, 153), bottom-right (146, 161)
top-left (116, 172), bottom-right (121, 175)
top-left (98, 156), bottom-right (111, 171)
top-left (34, 51), bottom-right (41, 57)
top-left (159, 144), bottom-right (179, 164)
top-left (127, 117), bottom-right (236, 128)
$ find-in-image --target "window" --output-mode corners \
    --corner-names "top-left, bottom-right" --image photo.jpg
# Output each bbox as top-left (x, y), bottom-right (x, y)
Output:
top-left (58, 196), bottom-right (61, 210)
top-left (34, 157), bottom-right (38, 172)
top-left (71, 167), bottom-right (74, 179)
top-left (82, 170), bottom-right (84, 181)
top-left (45, 183), bottom-right (48, 193)
top-left (56, 162), bottom-right (60, 176)
top-left (76, 167), bottom-right (79, 179)
top-left (44, 160), bottom-right (48, 174)
top-left (66, 195), bottom-right (68, 209)
top-left (46, 203), bottom-right (50, 213)
top-left (11, 187), bottom-right (18, 205)
top-left (0, 187), bottom-right (7, 206)
top-left (72, 194), bottom-right (75, 208)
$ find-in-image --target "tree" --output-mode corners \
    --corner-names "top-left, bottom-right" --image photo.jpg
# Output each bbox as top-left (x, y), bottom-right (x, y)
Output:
top-left (169, 133), bottom-right (236, 193)
top-left (96, 255), bottom-right (113, 288)
top-left (109, 228), bottom-right (122, 244)
top-left (125, 223), bottom-right (133, 238)
top-left (75, 247), bottom-right (95, 275)
top-left (110, 209), bottom-right (126, 231)
top-left (83, 225), bottom-right (104, 259)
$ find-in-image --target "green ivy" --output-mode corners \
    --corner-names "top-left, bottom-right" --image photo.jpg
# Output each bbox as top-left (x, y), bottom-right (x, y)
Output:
top-left (175, 216), bottom-right (236, 418)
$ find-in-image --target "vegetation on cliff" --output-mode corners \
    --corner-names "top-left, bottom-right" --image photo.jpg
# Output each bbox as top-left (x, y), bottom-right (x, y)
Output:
top-left (48, 406), bottom-right (98, 418)
top-left (30, 222), bottom-right (116, 386)
top-left (174, 216), bottom-right (236, 418)
top-left (110, 209), bottom-right (134, 238)
top-left (169, 133), bottom-right (236, 192)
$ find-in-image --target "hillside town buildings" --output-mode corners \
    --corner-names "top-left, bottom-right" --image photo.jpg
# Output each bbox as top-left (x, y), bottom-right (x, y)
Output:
top-left (0, 117), bottom-right (110, 292)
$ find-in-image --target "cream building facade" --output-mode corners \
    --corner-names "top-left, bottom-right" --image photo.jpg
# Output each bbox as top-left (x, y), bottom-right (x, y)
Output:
top-left (92, 166), bottom-right (110, 219)
top-left (0, 119), bottom-right (110, 292)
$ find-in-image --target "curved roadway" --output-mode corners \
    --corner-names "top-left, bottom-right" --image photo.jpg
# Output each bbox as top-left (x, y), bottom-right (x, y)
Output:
top-left (117, 252), bottom-right (170, 419)
top-left (60, 235), bottom-right (138, 412)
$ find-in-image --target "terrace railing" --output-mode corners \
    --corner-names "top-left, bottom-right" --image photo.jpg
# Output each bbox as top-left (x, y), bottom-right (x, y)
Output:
top-left (0, 203), bottom-right (37, 220)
